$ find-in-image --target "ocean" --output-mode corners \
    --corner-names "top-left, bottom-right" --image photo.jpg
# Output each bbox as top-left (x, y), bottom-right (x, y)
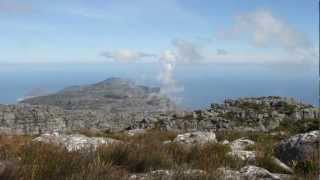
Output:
top-left (0, 63), bottom-right (317, 109)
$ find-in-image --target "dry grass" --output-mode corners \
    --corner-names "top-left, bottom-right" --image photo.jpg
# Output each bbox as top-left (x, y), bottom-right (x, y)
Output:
top-left (0, 129), bottom-right (316, 179)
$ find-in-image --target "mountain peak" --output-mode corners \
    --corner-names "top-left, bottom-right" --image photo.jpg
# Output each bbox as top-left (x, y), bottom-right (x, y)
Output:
top-left (95, 77), bottom-right (134, 87)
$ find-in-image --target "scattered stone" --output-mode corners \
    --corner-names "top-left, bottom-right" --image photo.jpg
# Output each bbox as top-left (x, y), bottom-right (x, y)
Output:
top-left (173, 131), bottom-right (217, 145)
top-left (218, 165), bottom-right (283, 180)
top-left (240, 165), bottom-right (280, 180)
top-left (126, 129), bottom-right (146, 136)
top-left (230, 138), bottom-right (255, 151)
top-left (129, 169), bottom-right (207, 180)
top-left (33, 133), bottom-right (121, 151)
top-left (221, 140), bottom-right (230, 145)
top-left (228, 150), bottom-right (256, 161)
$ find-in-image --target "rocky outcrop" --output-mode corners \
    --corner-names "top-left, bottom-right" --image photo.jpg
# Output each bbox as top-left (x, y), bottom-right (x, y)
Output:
top-left (1, 88), bottom-right (318, 135)
top-left (275, 130), bottom-right (320, 165)
top-left (172, 131), bottom-right (217, 145)
top-left (0, 104), bottom-right (67, 135)
top-left (33, 133), bottom-right (121, 151)
top-left (131, 96), bottom-right (319, 132)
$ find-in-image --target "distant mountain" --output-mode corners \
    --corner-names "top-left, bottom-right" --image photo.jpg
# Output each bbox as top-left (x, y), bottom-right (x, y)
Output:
top-left (21, 77), bottom-right (175, 112)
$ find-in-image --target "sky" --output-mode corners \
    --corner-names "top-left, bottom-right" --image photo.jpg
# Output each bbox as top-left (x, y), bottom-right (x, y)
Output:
top-left (0, 0), bottom-right (319, 107)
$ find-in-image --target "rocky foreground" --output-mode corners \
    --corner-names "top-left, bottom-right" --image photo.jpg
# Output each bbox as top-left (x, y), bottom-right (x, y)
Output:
top-left (0, 78), bottom-right (319, 179)
top-left (0, 129), bottom-right (318, 179)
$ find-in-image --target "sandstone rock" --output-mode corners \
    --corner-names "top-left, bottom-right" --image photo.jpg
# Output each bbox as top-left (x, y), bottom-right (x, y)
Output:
top-left (33, 133), bottom-right (121, 151)
top-left (230, 138), bottom-right (255, 151)
top-left (275, 130), bottom-right (320, 165)
top-left (227, 138), bottom-right (256, 161)
top-left (126, 129), bottom-right (146, 136)
top-left (173, 131), bottom-right (217, 145)
top-left (228, 150), bottom-right (256, 161)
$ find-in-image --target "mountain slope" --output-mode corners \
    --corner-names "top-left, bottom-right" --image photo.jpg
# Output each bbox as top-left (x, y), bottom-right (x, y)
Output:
top-left (21, 77), bottom-right (175, 112)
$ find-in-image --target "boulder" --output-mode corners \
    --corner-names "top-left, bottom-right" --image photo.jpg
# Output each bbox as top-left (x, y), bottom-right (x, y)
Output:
top-left (275, 130), bottom-right (320, 165)
top-left (0, 160), bottom-right (18, 179)
top-left (33, 133), bottom-right (121, 151)
top-left (173, 131), bottom-right (217, 145)
top-left (227, 138), bottom-right (256, 161)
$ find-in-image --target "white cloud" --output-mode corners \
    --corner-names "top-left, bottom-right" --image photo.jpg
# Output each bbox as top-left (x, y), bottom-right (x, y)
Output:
top-left (101, 49), bottom-right (155, 62)
top-left (172, 39), bottom-right (204, 63)
top-left (233, 10), bottom-right (310, 50)
top-left (218, 10), bottom-right (317, 70)
top-left (225, 9), bottom-right (316, 68)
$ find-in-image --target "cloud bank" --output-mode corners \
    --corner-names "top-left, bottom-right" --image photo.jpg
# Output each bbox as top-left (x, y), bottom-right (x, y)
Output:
top-left (225, 9), bottom-right (316, 67)
top-left (100, 49), bottom-right (155, 62)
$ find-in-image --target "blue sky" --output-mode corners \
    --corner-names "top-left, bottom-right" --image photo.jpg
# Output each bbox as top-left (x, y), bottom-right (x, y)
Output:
top-left (0, 0), bottom-right (318, 65)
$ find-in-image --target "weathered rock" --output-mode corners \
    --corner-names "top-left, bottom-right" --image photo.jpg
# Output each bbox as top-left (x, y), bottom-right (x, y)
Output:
top-left (129, 169), bottom-right (207, 180)
top-left (227, 138), bottom-right (256, 161)
top-left (240, 165), bottom-right (281, 180)
top-left (228, 150), bottom-right (256, 161)
top-left (33, 133), bottom-right (121, 151)
top-left (1, 93), bottom-right (318, 135)
top-left (126, 129), bottom-right (147, 136)
top-left (218, 165), bottom-right (283, 180)
top-left (173, 131), bottom-right (217, 145)
top-left (221, 140), bottom-right (230, 145)
top-left (0, 104), bottom-right (67, 135)
top-left (230, 138), bottom-right (255, 151)
top-left (275, 130), bottom-right (320, 165)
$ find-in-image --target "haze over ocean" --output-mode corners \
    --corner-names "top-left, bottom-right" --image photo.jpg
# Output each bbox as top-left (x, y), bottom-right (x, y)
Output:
top-left (1, 63), bottom-right (317, 109)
